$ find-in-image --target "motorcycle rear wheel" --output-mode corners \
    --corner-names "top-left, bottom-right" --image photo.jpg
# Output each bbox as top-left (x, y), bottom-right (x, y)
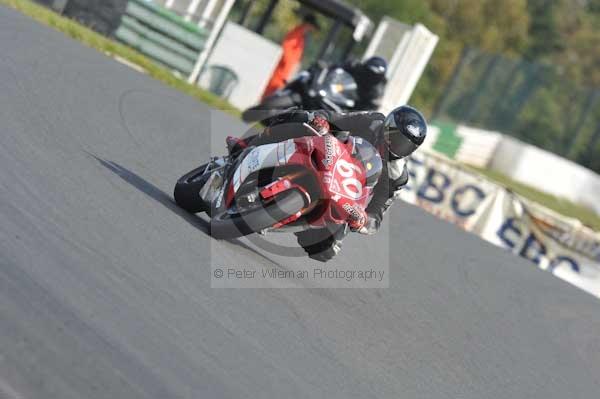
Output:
top-left (210, 189), bottom-right (306, 239)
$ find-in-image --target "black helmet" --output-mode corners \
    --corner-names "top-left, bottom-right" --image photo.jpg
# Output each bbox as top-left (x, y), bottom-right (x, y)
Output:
top-left (360, 56), bottom-right (387, 83)
top-left (381, 105), bottom-right (427, 158)
top-left (363, 56), bottom-right (387, 76)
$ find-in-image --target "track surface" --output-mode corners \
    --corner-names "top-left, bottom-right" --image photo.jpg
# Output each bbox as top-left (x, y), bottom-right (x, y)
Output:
top-left (2, 6), bottom-right (600, 399)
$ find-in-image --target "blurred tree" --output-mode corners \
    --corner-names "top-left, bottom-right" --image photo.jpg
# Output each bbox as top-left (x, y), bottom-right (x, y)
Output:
top-left (515, 83), bottom-right (566, 152)
top-left (425, 0), bottom-right (528, 54)
top-left (348, 0), bottom-right (599, 171)
top-left (350, 0), bottom-right (441, 26)
top-left (524, 0), bottom-right (600, 86)
top-left (348, 0), bottom-right (530, 114)
top-left (524, 0), bottom-right (564, 60)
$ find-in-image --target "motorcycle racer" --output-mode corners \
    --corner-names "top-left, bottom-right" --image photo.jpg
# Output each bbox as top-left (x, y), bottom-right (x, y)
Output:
top-left (226, 106), bottom-right (427, 261)
top-left (341, 56), bottom-right (388, 110)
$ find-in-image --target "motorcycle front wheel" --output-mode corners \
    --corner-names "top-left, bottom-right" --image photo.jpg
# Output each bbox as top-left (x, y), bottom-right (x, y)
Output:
top-left (173, 163), bottom-right (210, 213)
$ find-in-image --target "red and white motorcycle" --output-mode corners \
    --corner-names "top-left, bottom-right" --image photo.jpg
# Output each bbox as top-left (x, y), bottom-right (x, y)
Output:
top-left (174, 126), bottom-right (382, 239)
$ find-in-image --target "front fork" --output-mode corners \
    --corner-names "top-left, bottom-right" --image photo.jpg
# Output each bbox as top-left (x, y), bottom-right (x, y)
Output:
top-left (198, 147), bottom-right (260, 214)
top-left (198, 156), bottom-right (229, 212)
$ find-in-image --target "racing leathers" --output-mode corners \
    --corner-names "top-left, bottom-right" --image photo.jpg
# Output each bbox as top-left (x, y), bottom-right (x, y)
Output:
top-left (229, 110), bottom-right (409, 262)
top-left (341, 60), bottom-right (387, 110)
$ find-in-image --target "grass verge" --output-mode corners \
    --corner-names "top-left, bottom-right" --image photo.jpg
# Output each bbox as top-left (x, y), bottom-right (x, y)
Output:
top-left (0, 0), bottom-right (240, 117)
top-left (467, 165), bottom-right (600, 231)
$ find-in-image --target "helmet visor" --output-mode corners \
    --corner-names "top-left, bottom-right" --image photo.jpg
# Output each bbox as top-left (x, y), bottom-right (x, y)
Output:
top-left (383, 129), bottom-right (419, 158)
top-left (368, 64), bottom-right (386, 75)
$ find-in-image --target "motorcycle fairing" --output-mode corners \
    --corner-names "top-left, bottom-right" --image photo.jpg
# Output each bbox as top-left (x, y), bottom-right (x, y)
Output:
top-left (222, 135), bottom-right (375, 229)
top-left (231, 140), bottom-right (297, 193)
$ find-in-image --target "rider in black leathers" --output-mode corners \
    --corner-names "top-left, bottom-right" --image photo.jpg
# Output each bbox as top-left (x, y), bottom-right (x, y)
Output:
top-left (342, 56), bottom-right (388, 110)
top-left (227, 106), bottom-right (427, 261)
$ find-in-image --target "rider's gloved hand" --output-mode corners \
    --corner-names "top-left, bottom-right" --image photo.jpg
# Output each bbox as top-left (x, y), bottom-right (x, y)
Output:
top-left (347, 206), bottom-right (367, 232)
top-left (358, 213), bottom-right (381, 235)
top-left (308, 112), bottom-right (330, 136)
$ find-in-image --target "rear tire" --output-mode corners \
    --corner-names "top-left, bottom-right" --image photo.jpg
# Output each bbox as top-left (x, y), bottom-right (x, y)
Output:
top-left (210, 189), bottom-right (307, 239)
top-left (174, 164), bottom-right (210, 213)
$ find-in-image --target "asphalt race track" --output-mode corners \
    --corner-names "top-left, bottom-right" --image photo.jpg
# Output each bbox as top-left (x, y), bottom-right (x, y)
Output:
top-left (2, 6), bottom-right (600, 399)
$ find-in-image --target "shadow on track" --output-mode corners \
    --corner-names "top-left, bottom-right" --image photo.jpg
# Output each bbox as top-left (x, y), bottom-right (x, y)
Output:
top-left (88, 153), bottom-right (211, 235)
top-left (88, 153), bottom-right (285, 266)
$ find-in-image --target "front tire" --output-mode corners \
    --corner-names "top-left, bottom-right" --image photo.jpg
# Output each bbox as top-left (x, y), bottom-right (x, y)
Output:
top-left (174, 164), bottom-right (210, 213)
top-left (210, 189), bottom-right (307, 239)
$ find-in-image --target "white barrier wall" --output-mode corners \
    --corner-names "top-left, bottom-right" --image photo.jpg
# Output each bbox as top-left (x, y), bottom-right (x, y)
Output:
top-left (402, 151), bottom-right (600, 298)
top-left (200, 22), bottom-right (282, 110)
top-left (453, 125), bottom-right (502, 167)
top-left (489, 136), bottom-right (600, 214)
top-left (428, 122), bottom-right (600, 215)
top-left (364, 18), bottom-right (439, 114)
top-left (428, 123), bottom-right (502, 167)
